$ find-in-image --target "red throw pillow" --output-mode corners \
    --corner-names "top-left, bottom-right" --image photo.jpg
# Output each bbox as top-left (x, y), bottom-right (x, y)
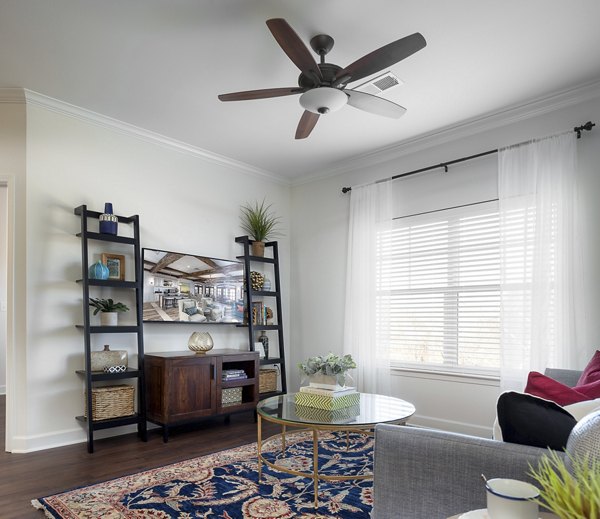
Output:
top-left (578, 350), bottom-right (600, 385)
top-left (525, 371), bottom-right (590, 406)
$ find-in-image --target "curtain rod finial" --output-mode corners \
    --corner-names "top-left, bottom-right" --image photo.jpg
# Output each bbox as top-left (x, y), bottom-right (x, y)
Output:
top-left (574, 121), bottom-right (595, 138)
top-left (342, 187), bottom-right (352, 194)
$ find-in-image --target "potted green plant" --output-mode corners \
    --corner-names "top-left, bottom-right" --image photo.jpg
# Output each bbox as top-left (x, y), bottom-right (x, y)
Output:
top-left (240, 199), bottom-right (282, 257)
top-left (529, 449), bottom-right (600, 518)
top-left (89, 297), bottom-right (130, 326)
top-left (298, 353), bottom-right (357, 389)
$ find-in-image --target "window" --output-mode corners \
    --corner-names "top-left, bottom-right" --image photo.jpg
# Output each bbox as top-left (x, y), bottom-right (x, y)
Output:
top-left (377, 201), bottom-right (503, 376)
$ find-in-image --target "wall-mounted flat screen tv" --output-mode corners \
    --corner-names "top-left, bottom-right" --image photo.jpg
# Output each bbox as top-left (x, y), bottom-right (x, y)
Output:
top-left (142, 247), bottom-right (245, 324)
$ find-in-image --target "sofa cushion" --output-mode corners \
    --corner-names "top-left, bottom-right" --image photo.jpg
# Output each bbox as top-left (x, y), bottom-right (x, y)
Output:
top-left (578, 350), bottom-right (600, 385)
top-left (497, 391), bottom-right (576, 450)
top-left (183, 306), bottom-right (198, 316)
top-left (525, 371), bottom-right (590, 406)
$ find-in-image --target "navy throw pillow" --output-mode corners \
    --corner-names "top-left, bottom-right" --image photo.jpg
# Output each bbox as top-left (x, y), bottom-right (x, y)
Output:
top-left (183, 306), bottom-right (198, 316)
top-left (497, 391), bottom-right (577, 450)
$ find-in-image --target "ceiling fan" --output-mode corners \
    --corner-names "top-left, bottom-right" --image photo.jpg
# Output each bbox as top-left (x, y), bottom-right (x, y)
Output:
top-left (218, 18), bottom-right (426, 139)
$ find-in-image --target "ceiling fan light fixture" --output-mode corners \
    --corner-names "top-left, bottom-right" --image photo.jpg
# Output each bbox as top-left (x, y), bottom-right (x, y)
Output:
top-left (299, 87), bottom-right (347, 115)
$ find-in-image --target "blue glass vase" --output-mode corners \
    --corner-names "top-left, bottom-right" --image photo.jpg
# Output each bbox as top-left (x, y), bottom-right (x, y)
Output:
top-left (88, 260), bottom-right (109, 280)
top-left (99, 202), bottom-right (118, 235)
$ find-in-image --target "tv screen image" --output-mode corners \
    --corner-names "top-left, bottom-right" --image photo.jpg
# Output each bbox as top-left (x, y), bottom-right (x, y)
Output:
top-left (142, 247), bottom-right (245, 324)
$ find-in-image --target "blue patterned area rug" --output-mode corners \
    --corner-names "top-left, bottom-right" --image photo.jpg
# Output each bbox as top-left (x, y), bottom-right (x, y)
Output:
top-left (32, 431), bottom-right (373, 518)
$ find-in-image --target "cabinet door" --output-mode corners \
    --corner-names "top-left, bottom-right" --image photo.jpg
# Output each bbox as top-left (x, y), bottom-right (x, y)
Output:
top-left (168, 356), bottom-right (216, 421)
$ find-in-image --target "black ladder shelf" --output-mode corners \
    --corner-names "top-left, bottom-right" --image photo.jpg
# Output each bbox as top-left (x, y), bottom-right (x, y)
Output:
top-left (74, 205), bottom-right (147, 453)
top-left (236, 236), bottom-right (287, 398)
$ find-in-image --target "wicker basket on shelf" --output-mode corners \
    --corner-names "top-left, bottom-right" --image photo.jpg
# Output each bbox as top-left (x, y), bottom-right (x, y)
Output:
top-left (259, 368), bottom-right (278, 393)
top-left (84, 384), bottom-right (135, 421)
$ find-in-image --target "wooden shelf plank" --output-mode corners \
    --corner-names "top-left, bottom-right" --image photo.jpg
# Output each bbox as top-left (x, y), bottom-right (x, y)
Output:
top-left (77, 279), bottom-right (138, 288)
top-left (76, 414), bottom-right (141, 430)
top-left (76, 368), bottom-right (141, 381)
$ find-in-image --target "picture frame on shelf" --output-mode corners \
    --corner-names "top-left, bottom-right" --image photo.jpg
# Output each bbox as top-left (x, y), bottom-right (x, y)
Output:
top-left (102, 253), bottom-right (125, 281)
top-left (254, 342), bottom-right (265, 358)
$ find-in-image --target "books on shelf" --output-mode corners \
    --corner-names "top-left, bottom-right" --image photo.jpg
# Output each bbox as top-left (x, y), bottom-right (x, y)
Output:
top-left (222, 369), bottom-right (247, 381)
top-left (251, 302), bottom-right (275, 326)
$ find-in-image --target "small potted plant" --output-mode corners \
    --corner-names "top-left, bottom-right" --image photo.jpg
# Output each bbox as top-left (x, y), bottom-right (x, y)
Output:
top-left (240, 199), bottom-right (282, 257)
top-left (89, 297), bottom-right (130, 326)
top-left (298, 353), bottom-right (357, 389)
top-left (529, 449), bottom-right (600, 518)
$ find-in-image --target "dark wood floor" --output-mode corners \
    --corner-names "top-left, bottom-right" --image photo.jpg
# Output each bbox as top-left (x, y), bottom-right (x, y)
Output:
top-left (0, 395), bottom-right (278, 518)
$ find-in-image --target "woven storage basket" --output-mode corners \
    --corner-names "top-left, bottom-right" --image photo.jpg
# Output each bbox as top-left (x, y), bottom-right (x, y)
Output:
top-left (222, 387), bottom-right (243, 406)
top-left (259, 368), bottom-right (278, 393)
top-left (84, 384), bottom-right (135, 420)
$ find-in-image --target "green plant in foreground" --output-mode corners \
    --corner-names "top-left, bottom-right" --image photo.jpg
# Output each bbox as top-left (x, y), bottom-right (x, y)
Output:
top-left (89, 298), bottom-right (130, 315)
top-left (529, 449), bottom-right (600, 519)
top-left (240, 199), bottom-right (282, 242)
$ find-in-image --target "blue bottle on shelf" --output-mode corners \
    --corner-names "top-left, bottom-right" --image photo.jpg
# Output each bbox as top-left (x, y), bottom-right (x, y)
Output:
top-left (88, 260), bottom-right (109, 280)
top-left (99, 202), bottom-right (118, 235)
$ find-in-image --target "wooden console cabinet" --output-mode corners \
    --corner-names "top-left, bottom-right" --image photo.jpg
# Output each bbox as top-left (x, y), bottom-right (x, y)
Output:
top-left (145, 349), bottom-right (259, 441)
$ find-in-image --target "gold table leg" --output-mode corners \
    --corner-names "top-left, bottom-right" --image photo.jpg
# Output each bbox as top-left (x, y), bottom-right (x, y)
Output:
top-left (257, 414), bottom-right (263, 481)
top-left (313, 428), bottom-right (319, 508)
top-left (282, 424), bottom-right (287, 453)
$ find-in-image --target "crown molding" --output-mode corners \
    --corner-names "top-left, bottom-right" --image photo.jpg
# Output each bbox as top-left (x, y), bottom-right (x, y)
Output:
top-left (293, 78), bottom-right (600, 186)
top-left (21, 89), bottom-right (289, 186)
top-left (0, 87), bottom-right (26, 103)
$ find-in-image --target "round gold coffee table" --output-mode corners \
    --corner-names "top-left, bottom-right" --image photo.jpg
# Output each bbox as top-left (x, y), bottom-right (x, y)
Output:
top-left (256, 392), bottom-right (416, 507)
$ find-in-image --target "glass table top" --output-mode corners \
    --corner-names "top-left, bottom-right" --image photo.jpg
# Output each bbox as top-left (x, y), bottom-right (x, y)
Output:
top-left (257, 393), bottom-right (415, 427)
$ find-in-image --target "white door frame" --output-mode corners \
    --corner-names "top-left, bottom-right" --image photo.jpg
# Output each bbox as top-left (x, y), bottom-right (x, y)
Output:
top-left (0, 177), bottom-right (15, 452)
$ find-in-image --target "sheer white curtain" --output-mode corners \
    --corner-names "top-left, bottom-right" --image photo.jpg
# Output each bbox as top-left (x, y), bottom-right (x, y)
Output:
top-left (343, 180), bottom-right (393, 395)
top-left (498, 132), bottom-right (584, 390)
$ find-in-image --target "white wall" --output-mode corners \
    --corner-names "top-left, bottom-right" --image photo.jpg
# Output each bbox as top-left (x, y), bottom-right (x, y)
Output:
top-left (8, 97), bottom-right (291, 452)
top-left (290, 88), bottom-right (600, 437)
top-left (0, 96), bottom-right (27, 452)
top-left (0, 183), bottom-right (7, 394)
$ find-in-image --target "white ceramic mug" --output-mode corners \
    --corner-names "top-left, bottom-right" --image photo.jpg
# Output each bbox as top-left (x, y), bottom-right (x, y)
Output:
top-left (486, 478), bottom-right (539, 519)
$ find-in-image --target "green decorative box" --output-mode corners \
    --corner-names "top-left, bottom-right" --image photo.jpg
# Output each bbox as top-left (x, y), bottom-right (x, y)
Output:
top-left (294, 391), bottom-right (360, 410)
top-left (295, 403), bottom-right (361, 423)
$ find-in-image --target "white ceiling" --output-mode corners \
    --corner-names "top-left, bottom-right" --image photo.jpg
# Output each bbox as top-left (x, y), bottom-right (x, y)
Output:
top-left (2, 0), bottom-right (600, 182)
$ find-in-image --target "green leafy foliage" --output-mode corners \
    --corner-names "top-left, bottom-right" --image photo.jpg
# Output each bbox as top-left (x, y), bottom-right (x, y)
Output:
top-left (89, 297), bottom-right (130, 315)
top-left (240, 199), bottom-right (282, 242)
top-left (529, 449), bottom-right (600, 519)
top-left (298, 353), bottom-right (357, 377)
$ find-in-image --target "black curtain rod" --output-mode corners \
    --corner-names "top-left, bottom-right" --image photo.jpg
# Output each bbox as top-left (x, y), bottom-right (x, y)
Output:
top-left (341, 121), bottom-right (596, 194)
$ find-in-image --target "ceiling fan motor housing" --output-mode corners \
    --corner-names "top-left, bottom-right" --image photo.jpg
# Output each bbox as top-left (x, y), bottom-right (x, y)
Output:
top-left (298, 62), bottom-right (343, 89)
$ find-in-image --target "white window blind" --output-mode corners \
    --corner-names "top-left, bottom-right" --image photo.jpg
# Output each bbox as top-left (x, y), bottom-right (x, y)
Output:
top-left (377, 201), bottom-right (506, 376)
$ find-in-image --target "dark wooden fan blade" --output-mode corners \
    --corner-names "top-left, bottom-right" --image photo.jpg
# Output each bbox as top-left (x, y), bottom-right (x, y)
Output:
top-left (295, 110), bottom-right (320, 139)
top-left (266, 18), bottom-right (322, 82)
top-left (336, 32), bottom-right (426, 85)
top-left (218, 87), bottom-right (303, 101)
top-left (346, 90), bottom-right (406, 118)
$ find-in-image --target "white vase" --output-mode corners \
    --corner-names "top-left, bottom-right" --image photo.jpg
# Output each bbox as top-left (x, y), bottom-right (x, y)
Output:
top-left (308, 373), bottom-right (345, 390)
top-left (100, 312), bottom-right (118, 326)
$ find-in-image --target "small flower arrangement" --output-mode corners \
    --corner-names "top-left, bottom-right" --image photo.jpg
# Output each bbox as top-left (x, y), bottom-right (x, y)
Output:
top-left (299, 353), bottom-right (356, 386)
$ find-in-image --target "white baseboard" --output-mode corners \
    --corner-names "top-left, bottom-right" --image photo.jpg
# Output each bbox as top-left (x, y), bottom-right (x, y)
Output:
top-left (0, 385), bottom-right (5, 395)
top-left (8, 423), bottom-right (160, 453)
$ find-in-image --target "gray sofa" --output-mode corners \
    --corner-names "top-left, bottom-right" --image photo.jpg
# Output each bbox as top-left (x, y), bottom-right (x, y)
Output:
top-left (372, 369), bottom-right (600, 518)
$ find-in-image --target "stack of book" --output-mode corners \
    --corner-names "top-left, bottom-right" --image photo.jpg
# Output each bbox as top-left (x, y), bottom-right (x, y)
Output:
top-left (295, 385), bottom-right (360, 410)
top-left (222, 369), bottom-right (247, 382)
